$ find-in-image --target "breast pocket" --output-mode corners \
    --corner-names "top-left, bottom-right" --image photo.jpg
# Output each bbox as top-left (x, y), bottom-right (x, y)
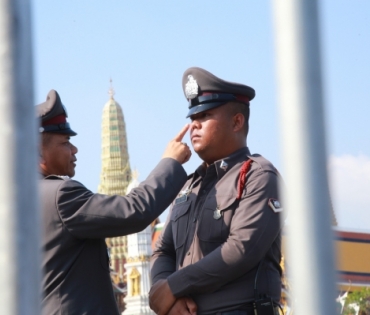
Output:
top-left (170, 201), bottom-right (191, 249)
top-left (198, 195), bottom-right (236, 243)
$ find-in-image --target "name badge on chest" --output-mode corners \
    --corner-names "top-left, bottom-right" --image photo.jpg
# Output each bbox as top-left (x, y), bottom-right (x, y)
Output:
top-left (175, 187), bottom-right (191, 205)
top-left (175, 194), bottom-right (188, 205)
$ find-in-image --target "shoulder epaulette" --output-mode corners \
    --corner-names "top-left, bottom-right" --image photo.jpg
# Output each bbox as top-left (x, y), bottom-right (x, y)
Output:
top-left (237, 155), bottom-right (280, 200)
top-left (187, 173), bottom-right (194, 180)
top-left (44, 175), bottom-right (70, 181)
top-left (247, 154), bottom-right (279, 174)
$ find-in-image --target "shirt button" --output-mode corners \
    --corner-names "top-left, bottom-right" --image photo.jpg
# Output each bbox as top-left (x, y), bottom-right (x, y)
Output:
top-left (187, 251), bottom-right (191, 256)
top-left (193, 217), bottom-right (197, 222)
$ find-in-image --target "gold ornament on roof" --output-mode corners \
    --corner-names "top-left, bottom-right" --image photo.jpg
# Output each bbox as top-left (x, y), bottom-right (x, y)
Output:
top-left (108, 78), bottom-right (115, 100)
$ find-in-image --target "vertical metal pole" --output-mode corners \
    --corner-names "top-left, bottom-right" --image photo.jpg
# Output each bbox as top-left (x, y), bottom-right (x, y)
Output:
top-left (272, 1), bottom-right (337, 315)
top-left (0, 0), bottom-right (41, 314)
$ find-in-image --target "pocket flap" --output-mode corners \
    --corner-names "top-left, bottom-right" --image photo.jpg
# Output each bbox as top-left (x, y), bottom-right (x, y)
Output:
top-left (170, 201), bottom-right (191, 222)
top-left (215, 194), bottom-right (237, 211)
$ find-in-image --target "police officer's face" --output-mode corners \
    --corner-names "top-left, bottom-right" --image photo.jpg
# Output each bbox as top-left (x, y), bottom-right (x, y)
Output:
top-left (40, 134), bottom-right (78, 177)
top-left (189, 105), bottom-right (236, 164)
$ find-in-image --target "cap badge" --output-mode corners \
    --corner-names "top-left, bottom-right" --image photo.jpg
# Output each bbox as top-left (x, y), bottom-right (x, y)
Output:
top-left (185, 75), bottom-right (198, 99)
top-left (220, 160), bottom-right (228, 171)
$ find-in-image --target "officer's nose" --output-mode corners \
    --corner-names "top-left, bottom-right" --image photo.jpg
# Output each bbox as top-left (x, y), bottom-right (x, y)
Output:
top-left (71, 143), bottom-right (78, 154)
top-left (190, 119), bottom-right (200, 131)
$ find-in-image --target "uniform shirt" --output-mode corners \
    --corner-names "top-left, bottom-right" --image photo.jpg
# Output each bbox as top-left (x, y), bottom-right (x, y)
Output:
top-left (40, 158), bottom-right (187, 315)
top-left (151, 147), bottom-right (283, 314)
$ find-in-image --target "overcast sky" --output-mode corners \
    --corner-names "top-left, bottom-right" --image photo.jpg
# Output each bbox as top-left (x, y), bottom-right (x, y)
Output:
top-left (32, 1), bottom-right (370, 231)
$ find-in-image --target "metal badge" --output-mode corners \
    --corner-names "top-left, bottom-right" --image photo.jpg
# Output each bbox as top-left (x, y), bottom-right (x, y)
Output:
top-left (175, 187), bottom-right (189, 205)
top-left (185, 75), bottom-right (198, 99)
top-left (213, 207), bottom-right (222, 220)
top-left (181, 187), bottom-right (191, 195)
top-left (220, 160), bottom-right (228, 171)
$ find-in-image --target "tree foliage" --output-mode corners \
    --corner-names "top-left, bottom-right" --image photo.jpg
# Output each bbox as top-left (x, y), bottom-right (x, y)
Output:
top-left (343, 288), bottom-right (370, 315)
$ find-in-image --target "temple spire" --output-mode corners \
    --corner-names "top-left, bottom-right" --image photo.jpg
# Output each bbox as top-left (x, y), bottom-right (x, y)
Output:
top-left (97, 85), bottom-right (133, 312)
top-left (108, 78), bottom-right (115, 100)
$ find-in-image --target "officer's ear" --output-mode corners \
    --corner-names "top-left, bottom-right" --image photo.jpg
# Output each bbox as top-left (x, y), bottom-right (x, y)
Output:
top-left (232, 112), bottom-right (245, 133)
top-left (39, 139), bottom-right (46, 163)
top-left (39, 150), bottom-right (46, 165)
top-left (39, 149), bottom-right (48, 174)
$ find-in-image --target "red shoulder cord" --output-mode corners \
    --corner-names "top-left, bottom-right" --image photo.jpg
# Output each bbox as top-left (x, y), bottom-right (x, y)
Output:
top-left (236, 159), bottom-right (253, 200)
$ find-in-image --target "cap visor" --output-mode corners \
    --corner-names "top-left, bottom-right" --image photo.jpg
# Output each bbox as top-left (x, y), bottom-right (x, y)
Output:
top-left (186, 101), bottom-right (228, 118)
top-left (45, 129), bottom-right (77, 136)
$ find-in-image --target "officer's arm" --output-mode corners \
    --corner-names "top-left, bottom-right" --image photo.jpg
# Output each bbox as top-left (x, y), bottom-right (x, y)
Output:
top-left (56, 158), bottom-right (187, 238)
top-left (166, 170), bottom-right (282, 297)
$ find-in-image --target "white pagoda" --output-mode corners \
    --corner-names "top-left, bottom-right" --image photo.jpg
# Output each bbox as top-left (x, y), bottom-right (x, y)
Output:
top-left (123, 173), bottom-right (155, 315)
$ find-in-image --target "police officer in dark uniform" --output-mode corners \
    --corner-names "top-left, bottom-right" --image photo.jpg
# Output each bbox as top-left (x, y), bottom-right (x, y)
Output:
top-left (150, 67), bottom-right (283, 315)
top-left (37, 90), bottom-right (191, 315)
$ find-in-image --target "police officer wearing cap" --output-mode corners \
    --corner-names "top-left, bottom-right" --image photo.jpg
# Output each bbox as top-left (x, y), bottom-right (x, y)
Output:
top-left (150, 67), bottom-right (283, 315)
top-left (37, 89), bottom-right (191, 315)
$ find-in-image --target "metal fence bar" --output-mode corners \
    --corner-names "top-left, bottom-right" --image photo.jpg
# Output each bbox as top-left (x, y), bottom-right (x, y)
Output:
top-left (272, 1), bottom-right (337, 314)
top-left (0, 0), bottom-right (41, 314)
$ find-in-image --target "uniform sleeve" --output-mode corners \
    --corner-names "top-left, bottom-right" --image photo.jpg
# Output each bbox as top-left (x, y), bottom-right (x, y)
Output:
top-left (56, 158), bottom-right (187, 239)
top-left (166, 169), bottom-right (282, 297)
top-left (150, 207), bottom-right (177, 283)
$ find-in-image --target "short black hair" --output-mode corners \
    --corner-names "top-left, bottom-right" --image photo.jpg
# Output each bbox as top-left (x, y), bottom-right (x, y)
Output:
top-left (41, 133), bottom-right (54, 148)
top-left (227, 101), bottom-right (250, 135)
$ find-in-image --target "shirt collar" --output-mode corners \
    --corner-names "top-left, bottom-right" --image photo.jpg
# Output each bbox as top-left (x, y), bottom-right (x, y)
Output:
top-left (195, 147), bottom-right (251, 180)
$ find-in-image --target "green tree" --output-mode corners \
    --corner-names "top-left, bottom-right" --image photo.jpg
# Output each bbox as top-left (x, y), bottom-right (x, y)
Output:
top-left (343, 288), bottom-right (370, 315)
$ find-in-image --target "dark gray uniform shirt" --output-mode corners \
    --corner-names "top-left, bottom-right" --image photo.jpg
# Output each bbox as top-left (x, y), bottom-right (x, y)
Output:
top-left (40, 158), bottom-right (187, 315)
top-left (151, 148), bottom-right (283, 314)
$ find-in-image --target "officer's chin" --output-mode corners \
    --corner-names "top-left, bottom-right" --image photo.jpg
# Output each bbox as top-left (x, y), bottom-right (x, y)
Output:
top-left (192, 147), bottom-right (203, 158)
top-left (68, 169), bottom-right (76, 178)
top-left (194, 147), bottom-right (208, 161)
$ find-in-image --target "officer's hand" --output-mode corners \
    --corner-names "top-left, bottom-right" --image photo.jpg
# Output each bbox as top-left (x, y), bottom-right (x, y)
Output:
top-left (149, 279), bottom-right (176, 315)
top-left (168, 297), bottom-right (197, 315)
top-left (162, 125), bottom-right (192, 164)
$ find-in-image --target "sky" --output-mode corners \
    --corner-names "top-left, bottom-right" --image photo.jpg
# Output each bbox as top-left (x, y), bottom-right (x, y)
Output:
top-left (31, 1), bottom-right (370, 231)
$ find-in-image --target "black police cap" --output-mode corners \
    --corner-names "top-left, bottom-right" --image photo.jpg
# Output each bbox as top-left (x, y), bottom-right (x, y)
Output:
top-left (36, 90), bottom-right (77, 136)
top-left (182, 67), bottom-right (255, 118)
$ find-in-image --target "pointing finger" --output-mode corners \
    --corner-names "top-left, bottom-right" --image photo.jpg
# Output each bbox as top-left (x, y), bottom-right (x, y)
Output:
top-left (173, 124), bottom-right (189, 142)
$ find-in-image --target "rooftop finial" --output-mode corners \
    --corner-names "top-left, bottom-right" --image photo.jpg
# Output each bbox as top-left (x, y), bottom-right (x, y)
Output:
top-left (132, 169), bottom-right (139, 180)
top-left (108, 78), bottom-right (115, 100)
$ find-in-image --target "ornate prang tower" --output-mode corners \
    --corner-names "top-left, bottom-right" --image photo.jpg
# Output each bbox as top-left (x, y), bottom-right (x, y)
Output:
top-left (98, 81), bottom-right (132, 310)
top-left (98, 80), bottom-right (131, 196)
